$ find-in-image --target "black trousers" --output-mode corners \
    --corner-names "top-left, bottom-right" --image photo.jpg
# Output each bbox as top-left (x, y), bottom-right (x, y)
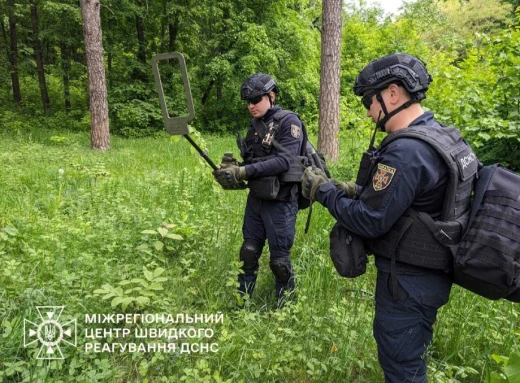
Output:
top-left (373, 269), bottom-right (452, 382)
top-left (239, 194), bottom-right (298, 298)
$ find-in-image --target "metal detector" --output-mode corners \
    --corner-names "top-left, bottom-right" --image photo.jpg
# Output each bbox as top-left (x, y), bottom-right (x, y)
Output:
top-left (151, 52), bottom-right (218, 170)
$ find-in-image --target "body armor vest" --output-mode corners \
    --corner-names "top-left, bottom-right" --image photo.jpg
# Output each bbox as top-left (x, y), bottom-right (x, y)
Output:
top-left (241, 107), bottom-right (292, 163)
top-left (363, 125), bottom-right (479, 271)
top-left (238, 108), bottom-right (304, 201)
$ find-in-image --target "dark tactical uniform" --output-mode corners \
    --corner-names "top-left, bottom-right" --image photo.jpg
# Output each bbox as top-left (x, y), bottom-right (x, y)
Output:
top-left (316, 111), bottom-right (451, 382)
top-left (239, 105), bottom-right (304, 300)
top-left (305, 53), bottom-right (476, 382)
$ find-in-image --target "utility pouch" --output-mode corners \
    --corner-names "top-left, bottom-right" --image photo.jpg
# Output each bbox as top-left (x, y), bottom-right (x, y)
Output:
top-left (329, 222), bottom-right (368, 278)
top-left (278, 156), bottom-right (309, 183)
top-left (248, 176), bottom-right (280, 200)
top-left (356, 150), bottom-right (376, 187)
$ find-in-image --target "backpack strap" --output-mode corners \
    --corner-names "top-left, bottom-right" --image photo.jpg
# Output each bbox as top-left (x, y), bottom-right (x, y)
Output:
top-left (406, 209), bottom-right (455, 247)
top-left (272, 109), bottom-right (308, 156)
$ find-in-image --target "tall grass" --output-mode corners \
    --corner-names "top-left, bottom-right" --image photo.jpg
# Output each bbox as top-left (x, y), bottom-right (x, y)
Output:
top-left (0, 128), bottom-right (517, 382)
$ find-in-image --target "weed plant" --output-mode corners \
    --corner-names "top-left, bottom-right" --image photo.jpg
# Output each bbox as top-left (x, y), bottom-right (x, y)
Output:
top-left (0, 128), bottom-right (518, 382)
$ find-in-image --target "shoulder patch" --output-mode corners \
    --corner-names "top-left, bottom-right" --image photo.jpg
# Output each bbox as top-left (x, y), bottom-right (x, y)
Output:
top-left (291, 124), bottom-right (301, 139)
top-left (372, 163), bottom-right (397, 191)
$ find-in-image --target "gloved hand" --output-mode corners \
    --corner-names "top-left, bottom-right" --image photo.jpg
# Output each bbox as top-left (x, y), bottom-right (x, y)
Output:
top-left (301, 167), bottom-right (329, 200)
top-left (220, 152), bottom-right (240, 169)
top-left (213, 164), bottom-right (247, 190)
top-left (331, 179), bottom-right (357, 198)
top-left (223, 164), bottom-right (246, 181)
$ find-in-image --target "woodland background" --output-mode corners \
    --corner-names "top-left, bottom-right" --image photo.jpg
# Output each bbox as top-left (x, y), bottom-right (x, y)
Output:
top-left (1, 0), bottom-right (520, 382)
top-left (1, 0), bottom-right (519, 168)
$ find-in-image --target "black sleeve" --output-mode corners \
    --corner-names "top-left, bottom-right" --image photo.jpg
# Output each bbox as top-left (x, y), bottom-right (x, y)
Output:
top-left (245, 114), bottom-right (304, 179)
top-left (316, 139), bottom-right (446, 238)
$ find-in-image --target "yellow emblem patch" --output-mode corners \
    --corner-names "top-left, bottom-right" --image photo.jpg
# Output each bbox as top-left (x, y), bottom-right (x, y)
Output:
top-left (372, 163), bottom-right (397, 191)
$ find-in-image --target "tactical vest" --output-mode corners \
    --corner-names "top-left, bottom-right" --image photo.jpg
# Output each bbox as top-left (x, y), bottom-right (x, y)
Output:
top-left (240, 108), bottom-right (287, 160)
top-left (363, 125), bottom-right (479, 271)
top-left (239, 108), bottom-right (304, 201)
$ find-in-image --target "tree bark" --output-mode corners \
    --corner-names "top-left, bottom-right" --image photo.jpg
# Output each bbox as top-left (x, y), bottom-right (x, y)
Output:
top-left (7, 0), bottom-right (22, 106)
top-left (29, 0), bottom-right (50, 114)
top-left (168, 20), bottom-right (178, 53)
top-left (136, 14), bottom-right (146, 64)
top-left (60, 42), bottom-right (71, 113)
top-left (80, 0), bottom-right (110, 150)
top-left (317, 0), bottom-right (342, 162)
top-left (201, 79), bottom-right (215, 106)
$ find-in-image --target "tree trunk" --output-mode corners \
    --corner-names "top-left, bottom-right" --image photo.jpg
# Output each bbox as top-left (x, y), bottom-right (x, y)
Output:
top-left (80, 0), bottom-right (110, 151)
top-left (29, 0), bottom-right (50, 115)
top-left (216, 81), bottom-right (223, 119)
top-left (201, 79), bottom-right (215, 105)
top-left (7, 0), bottom-right (22, 106)
top-left (317, 0), bottom-right (342, 162)
top-left (60, 42), bottom-right (71, 113)
top-left (168, 20), bottom-right (178, 53)
top-left (136, 15), bottom-right (146, 64)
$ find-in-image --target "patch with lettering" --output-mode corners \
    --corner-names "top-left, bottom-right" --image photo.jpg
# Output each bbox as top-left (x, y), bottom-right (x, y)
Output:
top-left (372, 163), bottom-right (397, 191)
top-left (291, 124), bottom-right (301, 139)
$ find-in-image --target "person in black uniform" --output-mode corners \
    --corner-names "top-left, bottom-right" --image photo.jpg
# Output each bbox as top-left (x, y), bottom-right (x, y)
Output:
top-left (301, 53), bottom-right (477, 382)
top-left (213, 73), bottom-right (304, 304)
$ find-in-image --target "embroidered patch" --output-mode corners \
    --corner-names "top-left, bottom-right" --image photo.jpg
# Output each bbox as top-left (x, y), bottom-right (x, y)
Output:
top-left (291, 124), bottom-right (301, 138)
top-left (372, 163), bottom-right (397, 191)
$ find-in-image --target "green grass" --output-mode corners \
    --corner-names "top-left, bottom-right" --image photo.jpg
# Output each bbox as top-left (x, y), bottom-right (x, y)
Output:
top-left (0, 128), bottom-right (518, 382)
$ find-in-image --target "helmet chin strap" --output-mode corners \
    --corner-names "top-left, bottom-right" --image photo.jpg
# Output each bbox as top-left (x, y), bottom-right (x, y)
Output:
top-left (368, 111), bottom-right (382, 150)
top-left (375, 93), bottom-right (413, 132)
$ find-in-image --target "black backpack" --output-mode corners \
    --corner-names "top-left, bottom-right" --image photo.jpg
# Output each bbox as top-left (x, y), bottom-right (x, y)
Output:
top-left (453, 164), bottom-right (520, 301)
top-left (359, 125), bottom-right (520, 301)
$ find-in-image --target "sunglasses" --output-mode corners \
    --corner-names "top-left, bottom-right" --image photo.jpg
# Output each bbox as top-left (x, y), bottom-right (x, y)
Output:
top-left (246, 95), bottom-right (265, 105)
top-left (361, 90), bottom-right (378, 110)
top-left (361, 85), bottom-right (395, 109)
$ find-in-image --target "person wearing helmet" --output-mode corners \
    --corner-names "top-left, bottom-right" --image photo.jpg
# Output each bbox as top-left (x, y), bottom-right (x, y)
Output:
top-left (213, 73), bottom-right (305, 306)
top-left (301, 53), bottom-right (477, 382)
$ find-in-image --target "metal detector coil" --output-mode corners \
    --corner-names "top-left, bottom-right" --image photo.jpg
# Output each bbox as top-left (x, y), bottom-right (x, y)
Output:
top-left (151, 52), bottom-right (195, 136)
top-left (151, 52), bottom-right (217, 170)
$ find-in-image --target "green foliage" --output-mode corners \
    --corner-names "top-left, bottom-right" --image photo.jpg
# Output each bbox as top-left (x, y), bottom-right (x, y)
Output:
top-left (489, 331), bottom-right (520, 383)
top-left (424, 26), bottom-right (520, 170)
top-left (1, 0), bottom-right (519, 172)
top-left (1, 128), bottom-right (518, 382)
top-left (110, 99), bottom-right (164, 138)
top-left (93, 266), bottom-right (169, 312)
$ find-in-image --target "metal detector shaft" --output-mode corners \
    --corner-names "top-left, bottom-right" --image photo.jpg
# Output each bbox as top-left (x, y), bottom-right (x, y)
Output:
top-left (183, 134), bottom-right (218, 170)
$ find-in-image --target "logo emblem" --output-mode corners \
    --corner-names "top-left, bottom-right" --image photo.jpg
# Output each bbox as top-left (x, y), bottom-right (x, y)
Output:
top-left (291, 124), bottom-right (301, 139)
top-left (372, 163), bottom-right (396, 191)
top-left (24, 306), bottom-right (77, 360)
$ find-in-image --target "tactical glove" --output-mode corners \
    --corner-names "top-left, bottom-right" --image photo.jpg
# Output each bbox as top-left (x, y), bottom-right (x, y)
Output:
top-left (213, 164), bottom-right (247, 190)
top-left (224, 164), bottom-right (247, 181)
top-left (331, 179), bottom-right (357, 198)
top-left (301, 167), bottom-right (329, 200)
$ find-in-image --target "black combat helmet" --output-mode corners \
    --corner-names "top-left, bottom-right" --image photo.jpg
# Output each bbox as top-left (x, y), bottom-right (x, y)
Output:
top-left (240, 73), bottom-right (280, 100)
top-left (353, 53), bottom-right (432, 102)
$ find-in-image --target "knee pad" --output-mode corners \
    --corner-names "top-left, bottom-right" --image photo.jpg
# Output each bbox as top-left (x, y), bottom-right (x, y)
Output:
top-left (240, 241), bottom-right (262, 272)
top-left (270, 259), bottom-right (291, 284)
